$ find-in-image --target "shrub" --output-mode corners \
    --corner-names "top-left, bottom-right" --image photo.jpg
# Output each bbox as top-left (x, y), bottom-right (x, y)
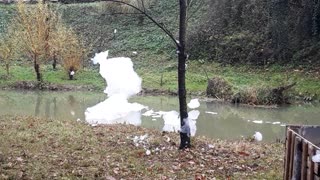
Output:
top-left (206, 77), bottom-right (233, 99)
top-left (51, 23), bottom-right (87, 80)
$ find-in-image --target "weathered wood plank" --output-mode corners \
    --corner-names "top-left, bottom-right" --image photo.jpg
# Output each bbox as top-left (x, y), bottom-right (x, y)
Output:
top-left (290, 133), bottom-right (297, 179)
top-left (315, 162), bottom-right (319, 176)
top-left (302, 140), bottom-right (309, 180)
top-left (293, 137), bottom-right (302, 179)
top-left (308, 146), bottom-right (315, 180)
top-left (285, 129), bottom-right (293, 180)
top-left (314, 150), bottom-right (320, 177)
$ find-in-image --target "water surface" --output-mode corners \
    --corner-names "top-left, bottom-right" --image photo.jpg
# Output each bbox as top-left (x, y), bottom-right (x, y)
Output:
top-left (0, 90), bottom-right (319, 141)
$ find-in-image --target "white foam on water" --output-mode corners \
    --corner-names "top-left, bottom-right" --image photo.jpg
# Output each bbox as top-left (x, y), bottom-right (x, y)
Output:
top-left (142, 110), bottom-right (154, 117)
top-left (87, 51), bottom-right (202, 136)
top-left (188, 110), bottom-right (200, 120)
top-left (205, 111), bottom-right (218, 115)
top-left (85, 51), bottom-right (145, 125)
top-left (272, 121), bottom-right (281, 125)
top-left (162, 110), bottom-right (199, 136)
top-left (187, 98), bottom-right (200, 109)
top-left (252, 120), bottom-right (263, 124)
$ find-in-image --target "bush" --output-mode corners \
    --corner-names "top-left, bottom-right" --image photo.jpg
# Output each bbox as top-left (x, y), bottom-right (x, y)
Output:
top-left (206, 77), bottom-right (233, 99)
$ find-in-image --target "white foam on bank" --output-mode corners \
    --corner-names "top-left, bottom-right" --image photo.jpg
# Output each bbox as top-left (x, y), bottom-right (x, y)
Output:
top-left (253, 131), bottom-right (263, 141)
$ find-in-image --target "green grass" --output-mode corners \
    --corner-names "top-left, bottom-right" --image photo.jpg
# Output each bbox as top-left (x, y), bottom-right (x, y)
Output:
top-left (137, 56), bottom-right (320, 99)
top-left (0, 65), bottom-right (106, 91)
top-left (0, 57), bottom-right (319, 101)
top-left (0, 4), bottom-right (15, 34)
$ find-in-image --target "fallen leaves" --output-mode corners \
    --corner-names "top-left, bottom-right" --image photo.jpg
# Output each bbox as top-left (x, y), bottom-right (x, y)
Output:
top-left (0, 115), bottom-right (284, 179)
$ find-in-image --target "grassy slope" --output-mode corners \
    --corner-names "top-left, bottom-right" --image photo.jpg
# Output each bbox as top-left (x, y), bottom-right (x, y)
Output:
top-left (0, 115), bottom-right (283, 179)
top-left (0, 2), bottom-right (319, 99)
top-left (1, 62), bottom-right (319, 101)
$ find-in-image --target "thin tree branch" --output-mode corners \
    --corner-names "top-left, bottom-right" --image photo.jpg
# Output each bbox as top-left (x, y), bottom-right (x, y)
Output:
top-left (141, 0), bottom-right (146, 12)
top-left (100, 0), bottom-right (180, 48)
top-left (101, 12), bottom-right (144, 15)
top-left (187, 0), bottom-right (202, 21)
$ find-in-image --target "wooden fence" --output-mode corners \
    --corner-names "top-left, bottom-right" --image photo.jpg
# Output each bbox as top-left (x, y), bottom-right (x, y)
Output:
top-left (284, 125), bottom-right (320, 180)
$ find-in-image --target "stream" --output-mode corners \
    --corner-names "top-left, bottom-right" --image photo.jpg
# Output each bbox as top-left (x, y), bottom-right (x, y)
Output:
top-left (0, 90), bottom-right (319, 142)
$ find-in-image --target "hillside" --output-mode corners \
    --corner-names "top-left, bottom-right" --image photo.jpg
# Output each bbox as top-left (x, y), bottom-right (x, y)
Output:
top-left (0, 1), bottom-right (319, 104)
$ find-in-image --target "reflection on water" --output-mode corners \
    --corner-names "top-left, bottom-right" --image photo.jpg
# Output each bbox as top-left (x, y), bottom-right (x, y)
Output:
top-left (85, 94), bottom-right (145, 126)
top-left (0, 90), bottom-right (320, 141)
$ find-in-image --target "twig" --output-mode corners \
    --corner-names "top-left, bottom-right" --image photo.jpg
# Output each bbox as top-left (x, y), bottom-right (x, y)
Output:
top-left (100, 0), bottom-right (180, 48)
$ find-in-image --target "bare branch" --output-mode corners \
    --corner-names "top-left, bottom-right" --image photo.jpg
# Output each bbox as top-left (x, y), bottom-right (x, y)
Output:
top-left (100, 0), bottom-right (180, 48)
top-left (141, 0), bottom-right (146, 12)
top-left (187, 0), bottom-right (202, 21)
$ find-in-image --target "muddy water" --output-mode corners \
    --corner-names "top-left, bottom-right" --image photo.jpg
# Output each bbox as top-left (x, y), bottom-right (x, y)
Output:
top-left (0, 90), bottom-right (319, 141)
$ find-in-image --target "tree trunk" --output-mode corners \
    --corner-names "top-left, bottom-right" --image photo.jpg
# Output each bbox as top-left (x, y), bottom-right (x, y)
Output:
top-left (178, 0), bottom-right (190, 149)
top-left (33, 55), bottom-right (42, 81)
top-left (69, 66), bottom-right (74, 80)
top-left (5, 64), bottom-right (9, 76)
top-left (52, 53), bottom-right (57, 70)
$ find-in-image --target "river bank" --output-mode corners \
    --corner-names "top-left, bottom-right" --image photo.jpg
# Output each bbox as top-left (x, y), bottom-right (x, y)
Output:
top-left (0, 61), bottom-right (319, 105)
top-left (0, 115), bottom-right (283, 179)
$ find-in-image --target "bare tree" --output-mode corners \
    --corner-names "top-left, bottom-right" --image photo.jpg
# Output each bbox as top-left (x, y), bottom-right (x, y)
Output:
top-left (0, 26), bottom-right (16, 76)
top-left (12, 0), bottom-right (58, 81)
top-left (101, 0), bottom-right (190, 149)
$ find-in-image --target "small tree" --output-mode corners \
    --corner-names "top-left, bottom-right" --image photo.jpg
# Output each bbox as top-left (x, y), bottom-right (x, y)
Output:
top-left (0, 26), bottom-right (16, 76)
top-left (101, 0), bottom-right (154, 25)
top-left (51, 23), bottom-right (86, 80)
top-left (12, 0), bottom-right (58, 81)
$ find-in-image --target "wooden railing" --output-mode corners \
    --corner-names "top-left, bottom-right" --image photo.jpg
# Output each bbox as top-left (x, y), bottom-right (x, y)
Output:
top-left (284, 125), bottom-right (320, 180)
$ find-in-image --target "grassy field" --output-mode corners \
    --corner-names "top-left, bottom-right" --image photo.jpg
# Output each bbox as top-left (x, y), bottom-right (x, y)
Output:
top-left (0, 115), bottom-right (283, 179)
